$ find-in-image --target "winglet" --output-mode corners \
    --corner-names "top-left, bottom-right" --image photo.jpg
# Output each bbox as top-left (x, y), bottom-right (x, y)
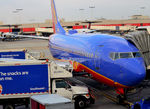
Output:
top-left (51, 0), bottom-right (66, 34)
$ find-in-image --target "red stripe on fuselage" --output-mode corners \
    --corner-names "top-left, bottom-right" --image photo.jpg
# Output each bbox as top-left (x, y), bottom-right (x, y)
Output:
top-left (53, 58), bottom-right (129, 88)
top-left (73, 62), bottom-right (129, 88)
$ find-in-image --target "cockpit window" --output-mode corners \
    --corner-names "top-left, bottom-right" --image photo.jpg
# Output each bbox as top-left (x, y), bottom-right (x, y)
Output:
top-left (114, 53), bottom-right (119, 60)
top-left (120, 53), bottom-right (132, 58)
top-left (110, 52), bottom-right (141, 60)
top-left (133, 52), bottom-right (141, 58)
top-left (110, 52), bottom-right (119, 60)
top-left (109, 52), bottom-right (114, 59)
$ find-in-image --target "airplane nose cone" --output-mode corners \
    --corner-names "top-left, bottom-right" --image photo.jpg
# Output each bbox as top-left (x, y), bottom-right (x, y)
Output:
top-left (129, 68), bottom-right (146, 86)
top-left (120, 61), bottom-right (146, 87)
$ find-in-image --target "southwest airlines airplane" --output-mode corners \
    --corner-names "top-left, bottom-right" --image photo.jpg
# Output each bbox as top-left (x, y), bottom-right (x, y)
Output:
top-left (23, 0), bottom-right (147, 96)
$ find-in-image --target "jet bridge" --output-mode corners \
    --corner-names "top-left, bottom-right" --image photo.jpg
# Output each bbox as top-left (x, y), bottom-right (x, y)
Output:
top-left (124, 31), bottom-right (150, 109)
top-left (124, 31), bottom-right (150, 69)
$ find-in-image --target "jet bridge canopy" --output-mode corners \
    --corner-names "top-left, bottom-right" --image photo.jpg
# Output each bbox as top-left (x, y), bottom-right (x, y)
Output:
top-left (124, 31), bottom-right (150, 69)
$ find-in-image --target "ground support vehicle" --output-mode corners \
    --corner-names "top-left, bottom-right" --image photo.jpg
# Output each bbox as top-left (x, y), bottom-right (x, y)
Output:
top-left (0, 49), bottom-right (35, 60)
top-left (0, 59), bottom-right (94, 109)
top-left (31, 94), bottom-right (74, 109)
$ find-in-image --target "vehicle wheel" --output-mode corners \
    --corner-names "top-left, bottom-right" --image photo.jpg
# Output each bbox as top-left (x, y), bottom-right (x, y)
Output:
top-left (4, 104), bottom-right (15, 109)
top-left (116, 95), bottom-right (124, 104)
top-left (75, 98), bottom-right (85, 109)
top-left (25, 103), bottom-right (29, 108)
top-left (133, 104), bottom-right (141, 109)
top-left (90, 97), bottom-right (95, 104)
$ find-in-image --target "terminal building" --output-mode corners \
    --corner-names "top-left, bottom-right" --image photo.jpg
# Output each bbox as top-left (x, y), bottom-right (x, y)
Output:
top-left (0, 21), bottom-right (3, 25)
top-left (0, 15), bottom-right (150, 35)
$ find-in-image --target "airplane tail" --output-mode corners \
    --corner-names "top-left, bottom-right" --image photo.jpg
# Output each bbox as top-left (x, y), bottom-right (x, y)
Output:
top-left (51, 0), bottom-right (66, 34)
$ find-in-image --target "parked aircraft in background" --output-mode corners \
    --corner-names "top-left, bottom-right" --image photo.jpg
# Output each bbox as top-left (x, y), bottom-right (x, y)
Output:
top-left (0, 32), bottom-right (22, 41)
top-left (0, 25), bottom-right (22, 41)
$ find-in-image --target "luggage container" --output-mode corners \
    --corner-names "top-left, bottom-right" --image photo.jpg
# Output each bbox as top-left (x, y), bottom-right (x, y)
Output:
top-left (31, 94), bottom-right (74, 109)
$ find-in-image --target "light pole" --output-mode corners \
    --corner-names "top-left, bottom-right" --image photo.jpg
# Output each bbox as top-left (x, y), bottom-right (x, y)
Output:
top-left (89, 6), bottom-right (95, 20)
top-left (12, 9), bottom-right (23, 24)
top-left (12, 11), bottom-right (19, 24)
top-left (16, 9), bottom-right (23, 24)
top-left (16, 9), bottom-right (23, 11)
top-left (79, 8), bottom-right (85, 21)
top-left (140, 7), bottom-right (145, 15)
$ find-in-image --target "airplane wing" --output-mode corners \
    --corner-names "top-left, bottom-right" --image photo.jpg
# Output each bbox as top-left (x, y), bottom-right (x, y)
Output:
top-left (17, 35), bottom-right (50, 40)
top-left (0, 34), bottom-right (49, 41)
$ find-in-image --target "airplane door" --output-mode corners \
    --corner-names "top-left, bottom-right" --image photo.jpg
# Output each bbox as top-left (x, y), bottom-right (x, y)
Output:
top-left (52, 79), bottom-right (73, 99)
top-left (93, 47), bottom-right (101, 72)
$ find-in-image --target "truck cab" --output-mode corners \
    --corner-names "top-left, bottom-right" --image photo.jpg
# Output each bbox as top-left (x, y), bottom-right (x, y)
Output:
top-left (50, 61), bottom-right (94, 109)
top-left (52, 78), bottom-right (91, 108)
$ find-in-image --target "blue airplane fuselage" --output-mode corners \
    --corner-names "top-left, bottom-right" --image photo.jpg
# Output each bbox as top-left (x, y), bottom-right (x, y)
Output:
top-left (49, 33), bottom-right (146, 88)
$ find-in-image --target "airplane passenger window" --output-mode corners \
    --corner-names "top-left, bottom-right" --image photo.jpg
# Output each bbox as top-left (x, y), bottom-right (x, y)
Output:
top-left (133, 52), bottom-right (141, 58)
top-left (120, 53), bottom-right (132, 58)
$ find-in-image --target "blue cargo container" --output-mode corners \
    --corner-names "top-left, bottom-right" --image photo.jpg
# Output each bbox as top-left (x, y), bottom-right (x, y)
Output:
top-left (0, 60), bottom-right (50, 109)
top-left (0, 64), bottom-right (49, 95)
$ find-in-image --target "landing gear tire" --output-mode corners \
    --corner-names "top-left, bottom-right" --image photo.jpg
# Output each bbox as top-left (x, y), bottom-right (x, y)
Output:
top-left (75, 98), bottom-right (85, 109)
top-left (25, 104), bottom-right (29, 108)
top-left (133, 104), bottom-right (141, 109)
top-left (4, 104), bottom-right (15, 109)
top-left (116, 95), bottom-right (124, 104)
top-left (90, 97), bottom-right (95, 104)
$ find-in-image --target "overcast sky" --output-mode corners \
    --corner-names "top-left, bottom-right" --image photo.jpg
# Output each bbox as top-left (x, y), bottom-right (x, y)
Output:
top-left (0, 0), bottom-right (150, 24)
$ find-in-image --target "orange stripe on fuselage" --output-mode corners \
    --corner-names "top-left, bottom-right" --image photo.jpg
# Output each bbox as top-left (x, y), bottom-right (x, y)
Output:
top-left (53, 57), bottom-right (129, 88)
top-left (75, 62), bottom-right (129, 88)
